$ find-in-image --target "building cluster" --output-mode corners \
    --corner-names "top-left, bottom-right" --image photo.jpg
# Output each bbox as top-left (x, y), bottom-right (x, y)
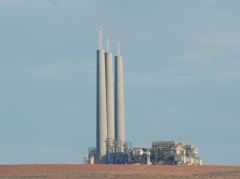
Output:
top-left (151, 141), bottom-right (202, 165)
top-left (86, 141), bottom-right (202, 165)
top-left (85, 31), bottom-right (202, 165)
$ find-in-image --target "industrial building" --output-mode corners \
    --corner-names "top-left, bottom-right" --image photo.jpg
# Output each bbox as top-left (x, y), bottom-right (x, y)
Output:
top-left (151, 141), bottom-right (202, 165)
top-left (85, 31), bottom-right (202, 165)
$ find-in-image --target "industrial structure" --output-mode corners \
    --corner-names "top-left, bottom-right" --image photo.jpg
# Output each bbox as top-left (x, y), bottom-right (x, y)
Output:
top-left (85, 31), bottom-right (202, 165)
top-left (151, 141), bottom-right (202, 165)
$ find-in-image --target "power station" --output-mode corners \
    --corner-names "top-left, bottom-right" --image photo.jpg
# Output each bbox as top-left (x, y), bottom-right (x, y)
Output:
top-left (85, 31), bottom-right (202, 165)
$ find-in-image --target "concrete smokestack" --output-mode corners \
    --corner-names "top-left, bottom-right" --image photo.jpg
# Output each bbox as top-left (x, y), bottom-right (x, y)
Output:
top-left (115, 42), bottom-right (125, 145)
top-left (105, 34), bottom-right (115, 141)
top-left (96, 30), bottom-right (107, 163)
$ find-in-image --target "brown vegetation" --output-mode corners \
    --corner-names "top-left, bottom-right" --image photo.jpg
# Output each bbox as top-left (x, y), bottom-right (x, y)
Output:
top-left (0, 164), bottom-right (240, 179)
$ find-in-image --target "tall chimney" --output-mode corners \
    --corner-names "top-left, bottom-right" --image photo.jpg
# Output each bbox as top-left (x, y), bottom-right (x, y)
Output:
top-left (96, 30), bottom-right (107, 163)
top-left (105, 34), bottom-right (115, 141)
top-left (115, 42), bottom-right (125, 145)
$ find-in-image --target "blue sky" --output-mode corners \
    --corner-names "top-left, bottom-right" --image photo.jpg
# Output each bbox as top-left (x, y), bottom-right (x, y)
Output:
top-left (0, 0), bottom-right (239, 165)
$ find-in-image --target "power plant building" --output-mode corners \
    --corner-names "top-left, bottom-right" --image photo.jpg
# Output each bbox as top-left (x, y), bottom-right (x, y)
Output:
top-left (87, 31), bottom-right (202, 165)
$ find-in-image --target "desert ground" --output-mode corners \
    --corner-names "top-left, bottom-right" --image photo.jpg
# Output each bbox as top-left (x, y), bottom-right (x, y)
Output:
top-left (0, 164), bottom-right (240, 179)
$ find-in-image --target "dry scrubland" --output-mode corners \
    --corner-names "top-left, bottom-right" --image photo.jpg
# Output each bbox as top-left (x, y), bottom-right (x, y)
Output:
top-left (0, 164), bottom-right (240, 179)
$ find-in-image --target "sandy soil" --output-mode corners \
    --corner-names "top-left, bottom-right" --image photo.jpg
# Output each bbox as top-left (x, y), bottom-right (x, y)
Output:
top-left (0, 164), bottom-right (240, 179)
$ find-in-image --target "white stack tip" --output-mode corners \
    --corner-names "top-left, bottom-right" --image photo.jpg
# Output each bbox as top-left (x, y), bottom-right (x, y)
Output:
top-left (117, 41), bottom-right (121, 56)
top-left (98, 29), bottom-right (102, 50)
top-left (106, 33), bottom-right (110, 52)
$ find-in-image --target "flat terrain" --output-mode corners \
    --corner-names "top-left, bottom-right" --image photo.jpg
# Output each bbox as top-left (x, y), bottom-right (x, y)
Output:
top-left (0, 164), bottom-right (240, 179)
